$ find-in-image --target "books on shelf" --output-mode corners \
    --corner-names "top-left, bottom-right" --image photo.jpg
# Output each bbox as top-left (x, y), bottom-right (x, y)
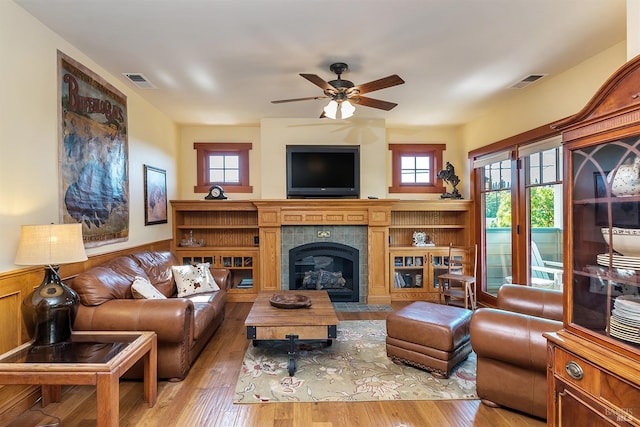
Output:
top-left (237, 278), bottom-right (253, 288)
top-left (394, 272), bottom-right (406, 288)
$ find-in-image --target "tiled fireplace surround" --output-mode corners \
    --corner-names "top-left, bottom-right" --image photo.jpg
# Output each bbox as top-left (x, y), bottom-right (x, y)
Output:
top-left (280, 225), bottom-right (368, 303)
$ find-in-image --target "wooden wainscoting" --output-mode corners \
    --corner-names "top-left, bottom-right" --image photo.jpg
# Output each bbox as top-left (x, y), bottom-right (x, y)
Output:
top-left (0, 239), bottom-right (171, 423)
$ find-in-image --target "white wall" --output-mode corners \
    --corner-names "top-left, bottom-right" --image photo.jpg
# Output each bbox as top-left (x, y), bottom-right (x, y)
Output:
top-left (629, 0), bottom-right (640, 59)
top-left (260, 118), bottom-right (386, 199)
top-left (179, 125), bottom-right (261, 199)
top-left (180, 118), bottom-right (389, 200)
top-left (0, 1), bottom-right (179, 272)
top-left (462, 42), bottom-right (627, 152)
top-left (386, 125), bottom-right (466, 198)
top-left (178, 119), bottom-right (468, 200)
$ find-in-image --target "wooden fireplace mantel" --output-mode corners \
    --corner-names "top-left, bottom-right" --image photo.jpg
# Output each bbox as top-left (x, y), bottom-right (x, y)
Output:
top-left (252, 199), bottom-right (397, 304)
top-left (252, 199), bottom-right (397, 227)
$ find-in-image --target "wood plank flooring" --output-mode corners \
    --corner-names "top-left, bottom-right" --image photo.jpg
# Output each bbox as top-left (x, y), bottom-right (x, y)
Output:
top-left (7, 302), bottom-right (545, 427)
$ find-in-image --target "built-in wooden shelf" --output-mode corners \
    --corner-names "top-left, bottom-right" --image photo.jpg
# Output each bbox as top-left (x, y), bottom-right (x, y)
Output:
top-left (170, 199), bottom-right (473, 304)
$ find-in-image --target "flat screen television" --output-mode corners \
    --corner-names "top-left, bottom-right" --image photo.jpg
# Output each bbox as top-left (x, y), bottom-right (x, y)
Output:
top-left (286, 145), bottom-right (360, 198)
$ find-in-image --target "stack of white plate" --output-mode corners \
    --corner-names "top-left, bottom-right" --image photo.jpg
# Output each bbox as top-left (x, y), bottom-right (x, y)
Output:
top-left (610, 295), bottom-right (640, 344)
top-left (597, 253), bottom-right (640, 270)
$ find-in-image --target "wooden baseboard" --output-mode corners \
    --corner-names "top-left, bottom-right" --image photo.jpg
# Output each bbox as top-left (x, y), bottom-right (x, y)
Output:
top-left (366, 295), bottom-right (392, 305)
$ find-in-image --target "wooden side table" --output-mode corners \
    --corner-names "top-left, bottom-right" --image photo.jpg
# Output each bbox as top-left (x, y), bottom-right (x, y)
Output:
top-left (0, 331), bottom-right (157, 427)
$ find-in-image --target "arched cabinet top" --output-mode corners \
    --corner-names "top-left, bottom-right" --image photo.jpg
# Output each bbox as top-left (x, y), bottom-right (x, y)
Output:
top-left (553, 53), bottom-right (640, 143)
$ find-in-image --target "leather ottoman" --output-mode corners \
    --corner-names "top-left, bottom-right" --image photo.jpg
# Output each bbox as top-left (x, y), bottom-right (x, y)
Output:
top-left (386, 301), bottom-right (472, 378)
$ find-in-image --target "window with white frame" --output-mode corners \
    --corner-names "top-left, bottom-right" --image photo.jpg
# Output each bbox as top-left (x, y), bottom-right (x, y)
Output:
top-left (193, 142), bottom-right (252, 193)
top-left (209, 153), bottom-right (240, 183)
top-left (388, 143), bottom-right (445, 194)
top-left (401, 155), bottom-right (431, 184)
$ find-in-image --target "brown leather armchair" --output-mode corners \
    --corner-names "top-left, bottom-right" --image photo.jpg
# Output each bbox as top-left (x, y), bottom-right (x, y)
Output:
top-left (470, 284), bottom-right (563, 419)
top-left (69, 251), bottom-right (230, 381)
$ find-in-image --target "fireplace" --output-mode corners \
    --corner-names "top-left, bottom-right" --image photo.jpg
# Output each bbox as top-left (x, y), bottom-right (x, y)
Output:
top-left (289, 242), bottom-right (359, 302)
top-left (280, 225), bottom-right (368, 302)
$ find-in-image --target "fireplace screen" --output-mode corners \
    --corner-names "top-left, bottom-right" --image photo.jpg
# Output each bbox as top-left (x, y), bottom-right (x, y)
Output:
top-left (289, 242), bottom-right (359, 302)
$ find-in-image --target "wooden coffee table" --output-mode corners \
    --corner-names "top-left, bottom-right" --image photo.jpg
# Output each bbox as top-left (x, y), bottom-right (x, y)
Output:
top-left (245, 290), bottom-right (339, 376)
top-left (0, 331), bottom-right (157, 427)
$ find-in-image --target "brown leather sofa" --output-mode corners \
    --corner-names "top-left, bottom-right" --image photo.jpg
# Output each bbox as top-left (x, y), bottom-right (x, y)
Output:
top-left (69, 251), bottom-right (230, 381)
top-left (470, 284), bottom-right (563, 419)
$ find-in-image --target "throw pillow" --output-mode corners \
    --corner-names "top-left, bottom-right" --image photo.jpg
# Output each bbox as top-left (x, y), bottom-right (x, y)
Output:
top-left (172, 263), bottom-right (219, 297)
top-left (131, 276), bottom-right (167, 300)
top-left (202, 264), bottom-right (221, 291)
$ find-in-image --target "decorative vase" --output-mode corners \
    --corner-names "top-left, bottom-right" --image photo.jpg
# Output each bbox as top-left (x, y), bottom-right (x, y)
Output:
top-left (22, 266), bottom-right (80, 347)
top-left (608, 156), bottom-right (640, 197)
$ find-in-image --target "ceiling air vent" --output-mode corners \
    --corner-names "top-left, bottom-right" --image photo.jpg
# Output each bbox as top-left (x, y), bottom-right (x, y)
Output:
top-left (122, 73), bottom-right (156, 89)
top-left (510, 74), bottom-right (546, 89)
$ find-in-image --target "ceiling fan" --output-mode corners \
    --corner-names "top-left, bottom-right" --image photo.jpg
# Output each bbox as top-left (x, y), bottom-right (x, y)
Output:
top-left (271, 62), bottom-right (405, 119)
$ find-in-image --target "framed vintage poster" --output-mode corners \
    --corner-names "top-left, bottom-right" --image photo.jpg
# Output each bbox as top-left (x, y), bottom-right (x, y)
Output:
top-left (57, 51), bottom-right (129, 247)
top-left (144, 165), bottom-right (168, 225)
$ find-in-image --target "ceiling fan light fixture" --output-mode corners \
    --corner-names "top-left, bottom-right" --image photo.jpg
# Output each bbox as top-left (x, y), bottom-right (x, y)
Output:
top-left (341, 100), bottom-right (355, 119)
top-left (323, 99), bottom-right (355, 120)
top-left (272, 62), bottom-right (403, 117)
top-left (323, 100), bottom-right (338, 119)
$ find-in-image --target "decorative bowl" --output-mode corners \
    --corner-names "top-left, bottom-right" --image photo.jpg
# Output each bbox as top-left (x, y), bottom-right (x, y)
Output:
top-left (269, 293), bottom-right (312, 309)
top-left (601, 227), bottom-right (640, 257)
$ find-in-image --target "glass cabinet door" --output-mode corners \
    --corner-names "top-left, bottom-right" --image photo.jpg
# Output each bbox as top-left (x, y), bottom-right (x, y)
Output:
top-left (392, 253), bottom-right (426, 289)
top-left (570, 136), bottom-right (640, 350)
top-left (429, 249), bottom-right (453, 290)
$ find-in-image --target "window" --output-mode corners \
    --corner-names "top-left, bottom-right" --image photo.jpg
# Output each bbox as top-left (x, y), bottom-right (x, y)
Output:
top-left (522, 140), bottom-right (563, 292)
top-left (401, 155), bottom-right (431, 183)
top-left (477, 152), bottom-right (513, 295)
top-left (193, 142), bottom-right (252, 193)
top-left (388, 143), bottom-right (445, 193)
top-left (471, 130), bottom-right (563, 302)
top-left (209, 154), bottom-right (239, 183)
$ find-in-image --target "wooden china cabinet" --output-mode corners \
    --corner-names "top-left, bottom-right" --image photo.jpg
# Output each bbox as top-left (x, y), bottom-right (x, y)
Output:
top-left (545, 56), bottom-right (640, 425)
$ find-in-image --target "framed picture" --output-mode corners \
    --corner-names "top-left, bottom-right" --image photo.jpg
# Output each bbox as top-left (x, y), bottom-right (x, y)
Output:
top-left (594, 172), bottom-right (640, 227)
top-left (144, 165), bottom-right (167, 225)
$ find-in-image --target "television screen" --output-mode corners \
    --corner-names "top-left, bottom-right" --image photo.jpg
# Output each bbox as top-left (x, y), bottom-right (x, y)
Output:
top-left (286, 145), bottom-right (360, 198)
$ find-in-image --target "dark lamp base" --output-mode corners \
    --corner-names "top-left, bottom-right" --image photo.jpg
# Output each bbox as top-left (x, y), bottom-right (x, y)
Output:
top-left (22, 266), bottom-right (80, 347)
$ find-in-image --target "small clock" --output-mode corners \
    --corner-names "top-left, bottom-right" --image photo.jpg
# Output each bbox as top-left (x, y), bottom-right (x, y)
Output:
top-left (205, 185), bottom-right (227, 200)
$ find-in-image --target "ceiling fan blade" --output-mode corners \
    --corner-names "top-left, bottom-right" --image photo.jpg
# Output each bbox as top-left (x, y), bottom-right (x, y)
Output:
top-left (271, 96), bottom-right (328, 104)
top-left (353, 75), bottom-right (405, 95)
top-left (300, 73), bottom-right (335, 91)
top-left (352, 96), bottom-right (398, 111)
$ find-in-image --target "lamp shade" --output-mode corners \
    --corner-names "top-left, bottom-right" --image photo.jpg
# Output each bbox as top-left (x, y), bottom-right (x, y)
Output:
top-left (15, 223), bottom-right (87, 266)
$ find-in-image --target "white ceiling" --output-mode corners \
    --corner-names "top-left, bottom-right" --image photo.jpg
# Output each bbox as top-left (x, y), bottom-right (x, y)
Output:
top-left (15, 0), bottom-right (627, 127)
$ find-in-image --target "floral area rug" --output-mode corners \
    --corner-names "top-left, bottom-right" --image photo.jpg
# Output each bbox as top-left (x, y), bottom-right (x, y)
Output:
top-left (234, 320), bottom-right (477, 403)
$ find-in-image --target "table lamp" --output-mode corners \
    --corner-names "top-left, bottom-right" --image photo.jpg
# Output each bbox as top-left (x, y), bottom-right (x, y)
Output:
top-left (15, 223), bottom-right (87, 347)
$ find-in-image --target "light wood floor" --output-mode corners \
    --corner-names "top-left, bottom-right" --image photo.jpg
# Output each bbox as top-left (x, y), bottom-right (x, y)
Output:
top-left (8, 302), bottom-right (545, 427)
